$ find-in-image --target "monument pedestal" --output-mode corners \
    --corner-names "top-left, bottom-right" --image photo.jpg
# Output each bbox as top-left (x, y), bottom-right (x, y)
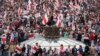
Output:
top-left (43, 26), bottom-right (60, 40)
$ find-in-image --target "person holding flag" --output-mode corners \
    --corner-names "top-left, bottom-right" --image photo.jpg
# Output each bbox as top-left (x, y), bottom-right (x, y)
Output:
top-left (1, 34), bottom-right (7, 44)
top-left (15, 44), bottom-right (22, 55)
top-left (31, 43), bottom-right (39, 56)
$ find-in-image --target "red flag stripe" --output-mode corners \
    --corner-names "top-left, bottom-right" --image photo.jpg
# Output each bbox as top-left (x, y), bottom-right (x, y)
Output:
top-left (16, 45), bottom-right (22, 52)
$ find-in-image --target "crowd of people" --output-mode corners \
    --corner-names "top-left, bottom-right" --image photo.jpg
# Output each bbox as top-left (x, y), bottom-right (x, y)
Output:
top-left (0, 0), bottom-right (100, 56)
top-left (0, 43), bottom-right (100, 56)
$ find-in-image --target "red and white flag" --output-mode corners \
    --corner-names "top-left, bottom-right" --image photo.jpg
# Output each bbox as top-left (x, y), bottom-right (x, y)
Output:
top-left (3, 11), bottom-right (7, 19)
top-left (18, 7), bottom-right (23, 16)
top-left (82, 34), bottom-right (89, 40)
top-left (71, 20), bottom-right (75, 31)
top-left (32, 46), bottom-right (38, 53)
top-left (15, 45), bottom-right (22, 54)
top-left (71, 23), bottom-right (75, 31)
top-left (69, 2), bottom-right (75, 10)
top-left (74, 4), bottom-right (80, 10)
top-left (54, 0), bottom-right (59, 10)
top-left (9, 0), bottom-right (14, 6)
top-left (42, 14), bottom-right (48, 25)
top-left (78, 0), bottom-right (83, 4)
top-left (56, 16), bottom-right (61, 27)
top-left (27, 0), bottom-right (32, 11)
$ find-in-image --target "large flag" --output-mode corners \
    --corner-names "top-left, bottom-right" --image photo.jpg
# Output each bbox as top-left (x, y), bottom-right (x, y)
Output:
top-left (56, 16), bottom-right (61, 27)
top-left (42, 14), bottom-right (48, 25)
top-left (27, 0), bottom-right (32, 11)
top-left (18, 7), bottom-right (23, 16)
top-left (15, 45), bottom-right (22, 54)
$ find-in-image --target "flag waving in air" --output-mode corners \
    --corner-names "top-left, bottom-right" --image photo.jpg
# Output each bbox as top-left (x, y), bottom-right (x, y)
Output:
top-left (31, 44), bottom-right (38, 54)
top-left (56, 16), bottom-right (61, 27)
top-left (3, 11), bottom-right (7, 19)
top-left (18, 7), bottom-right (23, 16)
top-left (15, 45), bottom-right (22, 54)
top-left (42, 14), bottom-right (49, 25)
top-left (71, 19), bottom-right (75, 31)
top-left (27, 0), bottom-right (32, 11)
top-left (69, 1), bottom-right (75, 10)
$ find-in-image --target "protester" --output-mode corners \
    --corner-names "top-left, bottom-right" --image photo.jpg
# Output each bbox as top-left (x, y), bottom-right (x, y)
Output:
top-left (37, 45), bottom-right (42, 56)
top-left (72, 45), bottom-right (77, 56)
top-left (60, 44), bottom-right (65, 56)
top-left (21, 44), bottom-right (26, 56)
top-left (0, 0), bottom-right (100, 56)
top-left (53, 48), bottom-right (58, 56)
top-left (90, 45), bottom-right (97, 56)
top-left (78, 45), bottom-right (83, 56)
top-left (48, 47), bottom-right (53, 56)
top-left (84, 45), bottom-right (90, 56)
top-left (96, 43), bottom-right (100, 56)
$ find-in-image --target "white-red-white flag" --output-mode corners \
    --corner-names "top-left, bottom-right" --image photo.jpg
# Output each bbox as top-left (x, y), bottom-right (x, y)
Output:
top-left (15, 45), bottom-right (22, 54)
top-left (9, 0), bottom-right (14, 6)
top-left (18, 7), bottom-right (23, 16)
top-left (72, 23), bottom-right (75, 31)
top-left (74, 4), bottom-right (80, 10)
top-left (18, 0), bottom-right (22, 3)
top-left (31, 46), bottom-right (38, 53)
top-left (69, 2), bottom-right (75, 10)
top-left (78, 0), bottom-right (83, 4)
top-left (54, 0), bottom-right (59, 10)
top-left (71, 20), bottom-right (75, 31)
top-left (27, 0), bottom-right (32, 11)
top-left (42, 14), bottom-right (48, 25)
top-left (3, 11), bottom-right (7, 19)
top-left (56, 17), bottom-right (61, 27)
